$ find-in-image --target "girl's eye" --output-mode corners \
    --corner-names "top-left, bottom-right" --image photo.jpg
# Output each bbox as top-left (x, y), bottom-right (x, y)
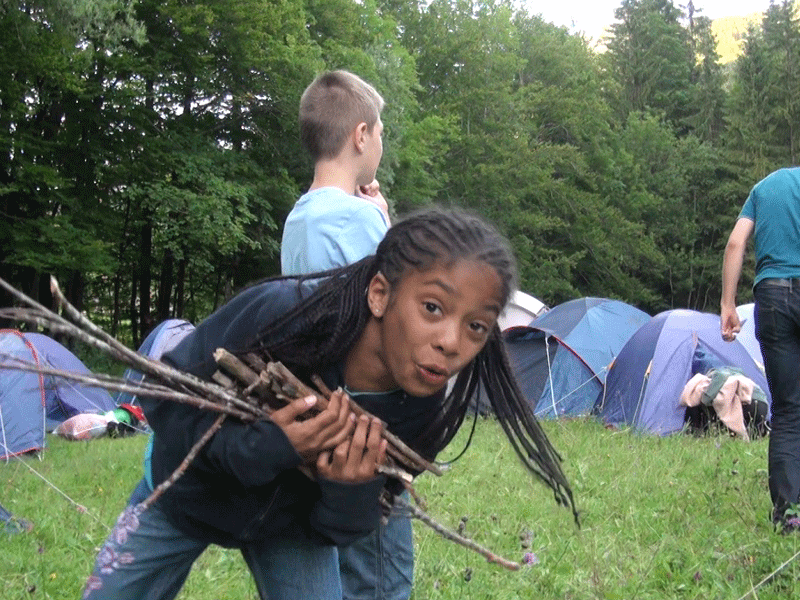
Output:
top-left (424, 302), bottom-right (442, 315)
top-left (470, 322), bottom-right (488, 334)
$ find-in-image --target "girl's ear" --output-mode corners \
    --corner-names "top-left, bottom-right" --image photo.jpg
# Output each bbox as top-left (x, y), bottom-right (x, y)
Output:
top-left (367, 271), bottom-right (390, 318)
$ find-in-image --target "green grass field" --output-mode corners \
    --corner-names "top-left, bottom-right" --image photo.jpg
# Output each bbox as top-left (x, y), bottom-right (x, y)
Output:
top-left (2, 417), bottom-right (799, 600)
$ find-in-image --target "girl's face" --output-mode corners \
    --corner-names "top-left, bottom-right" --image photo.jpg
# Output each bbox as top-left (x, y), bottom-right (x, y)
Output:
top-left (357, 258), bottom-right (504, 397)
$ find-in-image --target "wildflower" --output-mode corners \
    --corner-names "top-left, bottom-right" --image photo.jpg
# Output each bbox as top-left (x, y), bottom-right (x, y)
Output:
top-left (523, 552), bottom-right (539, 566)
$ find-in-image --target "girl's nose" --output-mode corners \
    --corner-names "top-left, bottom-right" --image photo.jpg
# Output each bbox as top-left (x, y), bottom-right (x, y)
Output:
top-left (435, 321), bottom-right (460, 356)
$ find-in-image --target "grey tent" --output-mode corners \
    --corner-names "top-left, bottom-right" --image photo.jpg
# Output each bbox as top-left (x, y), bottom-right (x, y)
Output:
top-left (0, 329), bottom-right (117, 459)
top-left (114, 319), bottom-right (195, 408)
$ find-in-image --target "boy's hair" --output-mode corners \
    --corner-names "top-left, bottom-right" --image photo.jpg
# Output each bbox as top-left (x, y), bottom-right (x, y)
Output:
top-left (299, 70), bottom-right (385, 161)
top-left (247, 206), bottom-right (577, 523)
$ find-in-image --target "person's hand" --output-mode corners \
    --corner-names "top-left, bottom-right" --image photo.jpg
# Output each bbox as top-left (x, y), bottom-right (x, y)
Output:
top-left (720, 306), bottom-right (742, 342)
top-left (356, 179), bottom-right (390, 223)
top-left (270, 388), bottom-right (355, 462)
top-left (316, 415), bottom-right (387, 483)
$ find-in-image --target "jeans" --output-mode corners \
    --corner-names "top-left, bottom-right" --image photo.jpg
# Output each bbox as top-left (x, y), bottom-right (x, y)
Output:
top-left (754, 279), bottom-right (800, 522)
top-left (338, 509), bottom-right (414, 600)
top-left (82, 479), bottom-right (342, 600)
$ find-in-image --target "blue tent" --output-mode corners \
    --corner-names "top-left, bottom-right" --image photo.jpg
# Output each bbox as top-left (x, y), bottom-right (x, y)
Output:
top-left (735, 303), bottom-right (764, 371)
top-left (503, 298), bottom-right (650, 418)
top-left (115, 319), bottom-right (194, 407)
top-left (0, 330), bottom-right (117, 459)
top-left (595, 310), bottom-right (771, 436)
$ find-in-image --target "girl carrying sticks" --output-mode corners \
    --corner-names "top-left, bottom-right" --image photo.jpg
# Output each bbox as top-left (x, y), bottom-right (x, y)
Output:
top-left (83, 206), bottom-right (575, 600)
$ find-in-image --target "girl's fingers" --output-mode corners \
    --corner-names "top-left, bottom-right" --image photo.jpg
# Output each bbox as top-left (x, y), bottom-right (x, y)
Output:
top-left (316, 450), bottom-right (331, 472)
top-left (362, 418), bottom-right (384, 464)
top-left (271, 395), bottom-right (317, 426)
top-left (345, 416), bottom-right (371, 471)
top-left (314, 389), bottom-right (355, 445)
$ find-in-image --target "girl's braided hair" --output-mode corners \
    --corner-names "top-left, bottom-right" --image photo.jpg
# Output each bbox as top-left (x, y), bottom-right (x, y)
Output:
top-left (254, 206), bottom-right (576, 520)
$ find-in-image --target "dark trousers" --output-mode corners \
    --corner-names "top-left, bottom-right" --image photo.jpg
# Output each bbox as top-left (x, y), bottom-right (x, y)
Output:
top-left (755, 279), bottom-right (800, 522)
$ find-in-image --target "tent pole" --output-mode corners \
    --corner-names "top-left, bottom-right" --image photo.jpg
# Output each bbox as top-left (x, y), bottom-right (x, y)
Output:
top-left (0, 406), bottom-right (7, 463)
top-left (632, 361), bottom-right (653, 425)
top-left (545, 336), bottom-right (557, 416)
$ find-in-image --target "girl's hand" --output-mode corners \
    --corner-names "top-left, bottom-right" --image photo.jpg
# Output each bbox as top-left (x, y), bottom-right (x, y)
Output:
top-left (316, 415), bottom-right (387, 483)
top-left (270, 388), bottom-right (355, 462)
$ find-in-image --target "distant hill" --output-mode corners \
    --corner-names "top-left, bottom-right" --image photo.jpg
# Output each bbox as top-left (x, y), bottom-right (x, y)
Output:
top-left (712, 2), bottom-right (800, 64)
top-left (711, 11), bottom-right (762, 64)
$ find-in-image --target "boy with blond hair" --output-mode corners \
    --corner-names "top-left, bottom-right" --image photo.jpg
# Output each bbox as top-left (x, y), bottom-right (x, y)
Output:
top-left (281, 70), bottom-right (391, 276)
top-left (280, 70), bottom-right (410, 600)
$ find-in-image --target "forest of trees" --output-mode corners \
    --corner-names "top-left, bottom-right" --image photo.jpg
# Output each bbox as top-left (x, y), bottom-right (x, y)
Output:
top-left (2, 0), bottom-right (799, 346)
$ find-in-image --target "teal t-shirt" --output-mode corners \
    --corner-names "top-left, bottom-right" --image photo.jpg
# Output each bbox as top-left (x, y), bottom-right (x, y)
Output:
top-left (739, 167), bottom-right (800, 285)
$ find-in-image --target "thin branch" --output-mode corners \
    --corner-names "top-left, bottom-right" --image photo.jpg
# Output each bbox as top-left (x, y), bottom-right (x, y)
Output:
top-left (0, 355), bottom-right (254, 421)
top-left (737, 547), bottom-right (800, 600)
top-left (138, 414), bottom-right (227, 510)
top-left (0, 275), bottom-right (518, 572)
top-left (392, 495), bottom-right (521, 571)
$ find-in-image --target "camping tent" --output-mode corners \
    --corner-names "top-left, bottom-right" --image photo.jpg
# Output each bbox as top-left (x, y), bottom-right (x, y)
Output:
top-left (114, 319), bottom-right (195, 407)
top-left (497, 290), bottom-right (548, 330)
top-left (735, 303), bottom-right (763, 370)
top-left (595, 309), bottom-right (771, 436)
top-left (0, 330), bottom-right (117, 459)
top-left (503, 298), bottom-right (650, 418)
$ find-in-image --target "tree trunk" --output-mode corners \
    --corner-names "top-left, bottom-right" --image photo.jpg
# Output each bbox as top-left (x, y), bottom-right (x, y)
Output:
top-left (175, 254), bottom-right (187, 319)
top-left (157, 247), bottom-right (174, 323)
top-left (139, 221), bottom-right (153, 342)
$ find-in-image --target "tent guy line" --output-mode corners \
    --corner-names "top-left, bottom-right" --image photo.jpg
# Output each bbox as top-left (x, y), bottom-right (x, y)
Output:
top-left (0, 444), bottom-right (110, 531)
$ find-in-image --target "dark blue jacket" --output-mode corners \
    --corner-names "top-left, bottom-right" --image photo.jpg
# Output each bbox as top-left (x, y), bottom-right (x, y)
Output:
top-left (142, 278), bottom-right (440, 548)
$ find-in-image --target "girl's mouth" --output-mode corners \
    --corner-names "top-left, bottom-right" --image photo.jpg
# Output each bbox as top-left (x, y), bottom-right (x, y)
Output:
top-left (418, 364), bottom-right (449, 387)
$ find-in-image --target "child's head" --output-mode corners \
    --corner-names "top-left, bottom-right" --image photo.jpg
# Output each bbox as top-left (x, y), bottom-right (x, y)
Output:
top-left (253, 206), bottom-right (574, 518)
top-left (299, 70), bottom-right (385, 163)
top-left (348, 207), bottom-right (517, 397)
top-left (373, 207), bottom-right (517, 308)
top-left (259, 207), bottom-right (516, 381)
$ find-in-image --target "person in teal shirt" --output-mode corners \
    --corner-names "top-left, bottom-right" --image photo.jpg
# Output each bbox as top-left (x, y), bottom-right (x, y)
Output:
top-left (721, 166), bottom-right (800, 531)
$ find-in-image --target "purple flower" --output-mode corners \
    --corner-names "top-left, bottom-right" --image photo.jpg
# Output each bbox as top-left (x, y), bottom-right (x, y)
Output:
top-left (112, 506), bottom-right (140, 545)
top-left (82, 575), bottom-right (102, 599)
top-left (96, 545), bottom-right (135, 575)
top-left (523, 552), bottom-right (539, 566)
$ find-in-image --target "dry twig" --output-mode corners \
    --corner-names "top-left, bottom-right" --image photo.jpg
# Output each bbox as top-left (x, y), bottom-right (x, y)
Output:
top-left (0, 275), bottom-right (521, 571)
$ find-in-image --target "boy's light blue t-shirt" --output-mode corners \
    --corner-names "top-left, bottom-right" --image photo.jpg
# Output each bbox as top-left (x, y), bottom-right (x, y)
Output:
top-left (739, 167), bottom-right (800, 285)
top-left (280, 187), bottom-right (389, 275)
top-left (144, 188), bottom-right (389, 491)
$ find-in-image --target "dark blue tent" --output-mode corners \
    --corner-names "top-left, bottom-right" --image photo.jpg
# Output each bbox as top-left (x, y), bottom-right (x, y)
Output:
top-left (503, 298), bottom-right (650, 418)
top-left (115, 319), bottom-right (194, 408)
top-left (595, 309), bottom-right (771, 436)
top-left (0, 330), bottom-right (117, 459)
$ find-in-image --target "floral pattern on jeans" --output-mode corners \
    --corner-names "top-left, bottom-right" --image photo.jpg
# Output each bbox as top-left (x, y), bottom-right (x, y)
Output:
top-left (82, 504), bottom-right (143, 598)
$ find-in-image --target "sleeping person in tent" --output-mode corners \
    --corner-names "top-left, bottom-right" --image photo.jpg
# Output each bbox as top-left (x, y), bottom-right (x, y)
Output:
top-left (54, 403), bottom-right (147, 441)
top-left (679, 345), bottom-right (769, 439)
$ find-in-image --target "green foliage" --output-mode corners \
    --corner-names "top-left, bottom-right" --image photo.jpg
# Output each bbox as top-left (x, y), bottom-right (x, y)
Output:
top-left (412, 419), bottom-right (798, 600)
top-left (604, 0), bottom-right (694, 126)
top-left (3, 0), bottom-right (800, 330)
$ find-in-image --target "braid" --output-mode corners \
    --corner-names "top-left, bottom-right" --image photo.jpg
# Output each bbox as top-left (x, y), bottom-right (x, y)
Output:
top-left (480, 329), bottom-right (578, 522)
top-left (250, 257), bottom-right (378, 370)
top-left (249, 205), bottom-right (575, 520)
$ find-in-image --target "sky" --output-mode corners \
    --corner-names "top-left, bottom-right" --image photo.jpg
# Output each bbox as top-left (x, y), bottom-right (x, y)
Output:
top-left (523, 0), bottom-right (774, 42)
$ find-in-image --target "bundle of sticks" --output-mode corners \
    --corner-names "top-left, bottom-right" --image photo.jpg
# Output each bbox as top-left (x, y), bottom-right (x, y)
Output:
top-left (0, 275), bottom-right (521, 570)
